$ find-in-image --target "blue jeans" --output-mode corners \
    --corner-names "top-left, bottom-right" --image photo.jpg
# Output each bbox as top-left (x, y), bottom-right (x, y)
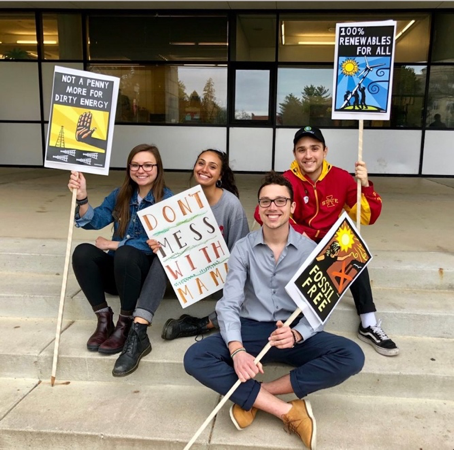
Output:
top-left (184, 318), bottom-right (364, 411)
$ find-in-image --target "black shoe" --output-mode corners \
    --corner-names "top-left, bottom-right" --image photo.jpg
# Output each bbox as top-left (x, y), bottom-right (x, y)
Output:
top-left (87, 307), bottom-right (114, 352)
top-left (358, 320), bottom-right (400, 357)
top-left (112, 322), bottom-right (152, 377)
top-left (98, 315), bottom-right (133, 355)
top-left (161, 314), bottom-right (211, 340)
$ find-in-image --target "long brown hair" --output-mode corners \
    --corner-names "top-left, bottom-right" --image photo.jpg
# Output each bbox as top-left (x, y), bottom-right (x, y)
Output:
top-left (114, 144), bottom-right (167, 238)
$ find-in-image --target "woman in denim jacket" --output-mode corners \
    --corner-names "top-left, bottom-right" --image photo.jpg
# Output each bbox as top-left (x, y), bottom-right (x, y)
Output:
top-left (68, 144), bottom-right (173, 357)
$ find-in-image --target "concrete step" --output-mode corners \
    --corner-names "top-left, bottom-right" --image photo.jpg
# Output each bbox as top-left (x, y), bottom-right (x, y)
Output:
top-left (1, 238), bottom-right (453, 289)
top-left (368, 250), bottom-right (454, 290)
top-left (1, 316), bottom-right (453, 401)
top-left (329, 288), bottom-right (454, 339)
top-left (0, 377), bottom-right (39, 421)
top-left (2, 286), bottom-right (453, 340)
top-left (0, 379), bottom-right (452, 450)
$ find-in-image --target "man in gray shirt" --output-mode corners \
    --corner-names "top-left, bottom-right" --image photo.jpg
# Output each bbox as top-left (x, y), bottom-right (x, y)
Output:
top-left (184, 172), bottom-right (364, 450)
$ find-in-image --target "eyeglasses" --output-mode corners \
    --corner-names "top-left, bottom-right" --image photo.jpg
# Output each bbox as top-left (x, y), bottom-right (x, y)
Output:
top-left (258, 197), bottom-right (291, 208)
top-left (129, 163), bottom-right (157, 172)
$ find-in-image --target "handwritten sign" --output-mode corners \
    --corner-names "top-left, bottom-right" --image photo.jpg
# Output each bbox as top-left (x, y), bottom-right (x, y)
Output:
top-left (286, 212), bottom-right (372, 330)
top-left (44, 66), bottom-right (119, 176)
top-left (138, 186), bottom-right (230, 308)
top-left (332, 20), bottom-right (396, 121)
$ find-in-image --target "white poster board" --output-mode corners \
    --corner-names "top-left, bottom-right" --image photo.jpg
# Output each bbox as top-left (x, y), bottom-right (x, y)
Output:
top-left (44, 66), bottom-right (119, 175)
top-left (332, 20), bottom-right (396, 121)
top-left (286, 212), bottom-right (373, 330)
top-left (138, 186), bottom-right (230, 308)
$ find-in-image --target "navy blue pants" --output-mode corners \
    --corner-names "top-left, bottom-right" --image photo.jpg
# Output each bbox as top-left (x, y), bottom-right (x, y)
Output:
top-left (184, 318), bottom-right (364, 411)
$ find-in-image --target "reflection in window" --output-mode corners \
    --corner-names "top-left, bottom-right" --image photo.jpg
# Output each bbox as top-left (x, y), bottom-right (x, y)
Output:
top-left (234, 14), bottom-right (276, 62)
top-left (88, 64), bottom-right (227, 125)
top-left (234, 70), bottom-right (270, 121)
top-left (431, 13), bottom-right (454, 63)
top-left (277, 67), bottom-right (355, 127)
top-left (278, 13), bottom-right (430, 64)
top-left (367, 65), bottom-right (425, 128)
top-left (359, 66), bottom-right (425, 128)
top-left (426, 66), bottom-right (454, 128)
top-left (88, 15), bottom-right (228, 61)
top-left (0, 13), bottom-right (37, 60)
top-left (42, 14), bottom-right (82, 60)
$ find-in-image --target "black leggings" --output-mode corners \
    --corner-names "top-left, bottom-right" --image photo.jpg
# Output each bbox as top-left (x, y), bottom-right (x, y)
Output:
top-left (72, 243), bottom-right (154, 315)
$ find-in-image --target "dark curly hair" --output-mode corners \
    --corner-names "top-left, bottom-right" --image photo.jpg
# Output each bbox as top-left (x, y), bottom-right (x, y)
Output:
top-left (190, 149), bottom-right (240, 198)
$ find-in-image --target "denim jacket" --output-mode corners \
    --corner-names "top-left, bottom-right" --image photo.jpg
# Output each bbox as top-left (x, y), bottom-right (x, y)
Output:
top-left (75, 186), bottom-right (174, 255)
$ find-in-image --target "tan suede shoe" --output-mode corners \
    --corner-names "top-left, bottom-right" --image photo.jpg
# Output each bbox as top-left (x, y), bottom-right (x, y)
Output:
top-left (229, 404), bottom-right (258, 430)
top-left (281, 399), bottom-right (316, 449)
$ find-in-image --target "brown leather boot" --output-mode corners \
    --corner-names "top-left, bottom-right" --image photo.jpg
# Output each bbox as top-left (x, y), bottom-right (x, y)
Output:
top-left (98, 315), bottom-right (133, 354)
top-left (87, 307), bottom-right (114, 352)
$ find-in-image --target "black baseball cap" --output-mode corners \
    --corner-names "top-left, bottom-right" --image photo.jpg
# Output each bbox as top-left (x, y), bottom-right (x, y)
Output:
top-left (293, 126), bottom-right (325, 146)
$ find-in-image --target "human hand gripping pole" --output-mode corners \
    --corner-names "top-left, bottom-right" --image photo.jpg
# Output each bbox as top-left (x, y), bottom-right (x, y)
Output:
top-left (183, 307), bottom-right (302, 450)
top-left (50, 175), bottom-right (79, 386)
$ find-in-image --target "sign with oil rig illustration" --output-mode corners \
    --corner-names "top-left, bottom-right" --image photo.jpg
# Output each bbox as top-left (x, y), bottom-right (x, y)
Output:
top-left (44, 66), bottom-right (119, 175)
top-left (286, 212), bottom-right (372, 330)
top-left (332, 20), bottom-right (396, 121)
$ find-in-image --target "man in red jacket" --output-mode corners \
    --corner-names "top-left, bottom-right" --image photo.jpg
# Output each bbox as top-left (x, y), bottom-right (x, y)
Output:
top-left (254, 125), bottom-right (399, 357)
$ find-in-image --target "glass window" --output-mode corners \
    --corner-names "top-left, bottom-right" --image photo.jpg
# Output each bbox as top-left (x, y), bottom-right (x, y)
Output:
top-left (278, 13), bottom-right (430, 63)
top-left (366, 65), bottom-right (426, 129)
top-left (0, 13), bottom-right (37, 60)
top-left (233, 14), bottom-right (276, 62)
top-left (277, 66), bottom-right (355, 128)
top-left (0, 62), bottom-right (40, 120)
top-left (88, 64), bottom-right (227, 124)
top-left (88, 15), bottom-right (228, 61)
top-left (394, 15), bottom-right (430, 64)
top-left (426, 66), bottom-right (454, 128)
top-left (234, 69), bottom-right (270, 121)
top-left (42, 14), bottom-right (82, 60)
top-left (431, 13), bottom-right (454, 63)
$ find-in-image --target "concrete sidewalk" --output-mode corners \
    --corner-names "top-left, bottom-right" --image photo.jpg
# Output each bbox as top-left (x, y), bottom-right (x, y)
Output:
top-left (0, 167), bottom-right (453, 450)
top-left (1, 167), bottom-right (453, 252)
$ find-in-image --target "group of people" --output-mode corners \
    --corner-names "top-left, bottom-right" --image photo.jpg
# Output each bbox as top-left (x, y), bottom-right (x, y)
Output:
top-left (68, 126), bottom-right (399, 449)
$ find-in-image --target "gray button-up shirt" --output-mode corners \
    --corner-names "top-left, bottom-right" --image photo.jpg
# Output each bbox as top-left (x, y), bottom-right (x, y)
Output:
top-left (216, 226), bottom-right (320, 345)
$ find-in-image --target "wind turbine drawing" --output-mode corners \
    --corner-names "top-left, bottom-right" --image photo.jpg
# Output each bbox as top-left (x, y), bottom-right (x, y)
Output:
top-left (341, 56), bottom-right (386, 110)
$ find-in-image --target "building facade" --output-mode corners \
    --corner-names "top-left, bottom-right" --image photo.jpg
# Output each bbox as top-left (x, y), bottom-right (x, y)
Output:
top-left (1, 2), bottom-right (454, 175)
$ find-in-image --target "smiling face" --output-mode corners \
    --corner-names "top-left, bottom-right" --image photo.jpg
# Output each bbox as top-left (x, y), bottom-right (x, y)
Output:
top-left (258, 184), bottom-right (296, 231)
top-left (193, 151), bottom-right (222, 188)
top-left (293, 136), bottom-right (328, 181)
top-left (129, 150), bottom-right (158, 191)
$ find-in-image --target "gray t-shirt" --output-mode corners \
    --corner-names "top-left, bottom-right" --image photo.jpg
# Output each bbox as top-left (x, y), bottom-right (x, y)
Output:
top-left (211, 189), bottom-right (249, 252)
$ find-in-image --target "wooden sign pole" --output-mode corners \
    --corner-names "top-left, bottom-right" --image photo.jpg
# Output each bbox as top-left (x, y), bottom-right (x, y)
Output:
top-left (356, 119), bottom-right (364, 231)
top-left (50, 188), bottom-right (77, 386)
top-left (183, 307), bottom-right (302, 450)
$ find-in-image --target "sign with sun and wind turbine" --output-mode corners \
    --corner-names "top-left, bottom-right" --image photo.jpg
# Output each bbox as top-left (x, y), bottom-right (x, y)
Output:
top-left (332, 20), bottom-right (396, 120)
top-left (286, 212), bottom-right (372, 330)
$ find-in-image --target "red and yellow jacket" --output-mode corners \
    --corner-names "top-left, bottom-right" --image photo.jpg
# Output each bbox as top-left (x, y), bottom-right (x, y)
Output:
top-left (254, 160), bottom-right (382, 243)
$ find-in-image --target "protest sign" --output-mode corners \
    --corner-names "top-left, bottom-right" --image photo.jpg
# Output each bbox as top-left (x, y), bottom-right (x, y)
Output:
top-left (332, 20), bottom-right (396, 121)
top-left (286, 212), bottom-right (372, 330)
top-left (45, 66), bottom-right (119, 176)
top-left (138, 186), bottom-right (230, 308)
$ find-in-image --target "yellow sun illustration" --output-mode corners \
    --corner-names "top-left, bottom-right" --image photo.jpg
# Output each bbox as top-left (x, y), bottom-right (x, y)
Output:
top-left (335, 224), bottom-right (355, 252)
top-left (341, 59), bottom-right (359, 76)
